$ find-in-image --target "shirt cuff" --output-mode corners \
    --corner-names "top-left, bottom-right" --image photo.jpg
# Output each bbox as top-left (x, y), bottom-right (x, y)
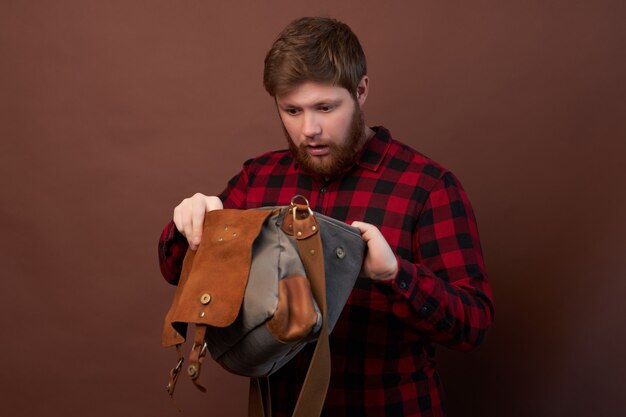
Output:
top-left (392, 257), bottom-right (437, 320)
top-left (158, 221), bottom-right (189, 285)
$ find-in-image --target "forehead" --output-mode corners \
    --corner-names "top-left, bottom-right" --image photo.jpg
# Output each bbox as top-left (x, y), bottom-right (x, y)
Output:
top-left (276, 82), bottom-right (351, 106)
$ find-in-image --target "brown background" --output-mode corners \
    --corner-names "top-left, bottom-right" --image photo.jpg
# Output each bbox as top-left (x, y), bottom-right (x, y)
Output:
top-left (1, 1), bottom-right (625, 416)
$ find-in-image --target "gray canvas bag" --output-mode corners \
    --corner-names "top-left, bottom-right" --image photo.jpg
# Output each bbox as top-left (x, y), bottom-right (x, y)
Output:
top-left (162, 196), bottom-right (365, 417)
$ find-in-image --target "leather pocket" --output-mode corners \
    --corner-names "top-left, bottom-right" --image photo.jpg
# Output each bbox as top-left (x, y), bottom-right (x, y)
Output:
top-left (266, 275), bottom-right (319, 343)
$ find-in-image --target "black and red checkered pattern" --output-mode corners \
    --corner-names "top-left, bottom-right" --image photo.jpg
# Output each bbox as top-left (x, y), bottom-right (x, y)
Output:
top-left (158, 126), bottom-right (494, 416)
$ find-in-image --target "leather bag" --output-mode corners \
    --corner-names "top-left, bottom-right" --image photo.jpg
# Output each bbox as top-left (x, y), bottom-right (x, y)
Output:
top-left (162, 196), bottom-right (365, 417)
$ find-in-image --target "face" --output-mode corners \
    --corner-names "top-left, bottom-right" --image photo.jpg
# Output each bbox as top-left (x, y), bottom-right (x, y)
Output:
top-left (276, 80), bottom-right (368, 178)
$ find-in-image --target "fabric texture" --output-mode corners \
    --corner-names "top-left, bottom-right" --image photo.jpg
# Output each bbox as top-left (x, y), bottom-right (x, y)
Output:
top-left (158, 126), bottom-right (494, 417)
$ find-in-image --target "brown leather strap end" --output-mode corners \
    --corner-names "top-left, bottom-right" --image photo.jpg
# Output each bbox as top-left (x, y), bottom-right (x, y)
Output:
top-left (166, 345), bottom-right (184, 397)
top-left (187, 325), bottom-right (208, 392)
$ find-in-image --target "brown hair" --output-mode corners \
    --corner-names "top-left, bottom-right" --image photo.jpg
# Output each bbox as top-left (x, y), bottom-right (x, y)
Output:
top-left (263, 17), bottom-right (367, 97)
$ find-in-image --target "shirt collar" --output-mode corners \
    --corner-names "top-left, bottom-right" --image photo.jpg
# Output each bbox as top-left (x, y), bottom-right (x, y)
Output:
top-left (355, 126), bottom-right (392, 172)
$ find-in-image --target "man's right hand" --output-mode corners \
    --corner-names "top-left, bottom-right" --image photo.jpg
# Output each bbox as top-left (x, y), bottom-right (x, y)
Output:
top-left (173, 193), bottom-right (224, 250)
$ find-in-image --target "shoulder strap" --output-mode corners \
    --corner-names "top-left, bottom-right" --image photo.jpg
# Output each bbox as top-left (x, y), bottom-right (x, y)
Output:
top-left (291, 204), bottom-right (330, 417)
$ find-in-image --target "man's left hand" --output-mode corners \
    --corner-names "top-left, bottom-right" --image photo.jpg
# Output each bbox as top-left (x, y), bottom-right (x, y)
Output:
top-left (351, 221), bottom-right (398, 281)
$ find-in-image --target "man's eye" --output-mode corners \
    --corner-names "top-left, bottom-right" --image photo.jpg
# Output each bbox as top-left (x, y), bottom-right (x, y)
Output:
top-left (318, 105), bottom-right (334, 112)
top-left (285, 108), bottom-right (299, 115)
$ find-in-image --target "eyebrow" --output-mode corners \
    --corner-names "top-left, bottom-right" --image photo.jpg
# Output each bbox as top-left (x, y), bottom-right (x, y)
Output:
top-left (278, 98), bottom-right (343, 109)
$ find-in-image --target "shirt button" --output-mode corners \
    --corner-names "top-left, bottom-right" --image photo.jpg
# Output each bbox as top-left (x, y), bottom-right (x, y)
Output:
top-left (320, 187), bottom-right (327, 193)
top-left (398, 280), bottom-right (408, 290)
top-left (420, 306), bottom-right (431, 317)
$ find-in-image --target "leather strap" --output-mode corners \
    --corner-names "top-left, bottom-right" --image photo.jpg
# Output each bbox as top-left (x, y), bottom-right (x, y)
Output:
top-left (290, 208), bottom-right (329, 417)
top-left (166, 345), bottom-right (185, 396)
top-left (249, 377), bottom-right (272, 417)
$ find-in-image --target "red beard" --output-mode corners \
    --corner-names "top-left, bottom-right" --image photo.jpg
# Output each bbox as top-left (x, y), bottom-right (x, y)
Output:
top-left (284, 102), bottom-right (367, 178)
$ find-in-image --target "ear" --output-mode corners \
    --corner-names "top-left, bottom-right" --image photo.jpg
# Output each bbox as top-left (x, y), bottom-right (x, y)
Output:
top-left (356, 76), bottom-right (369, 107)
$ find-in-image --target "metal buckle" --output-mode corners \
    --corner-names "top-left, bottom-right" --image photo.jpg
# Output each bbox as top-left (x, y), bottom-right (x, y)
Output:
top-left (290, 194), bottom-right (310, 207)
top-left (166, 356), bottom-right (184, 395)
top-left (290, 195), bottom-right (313, 223)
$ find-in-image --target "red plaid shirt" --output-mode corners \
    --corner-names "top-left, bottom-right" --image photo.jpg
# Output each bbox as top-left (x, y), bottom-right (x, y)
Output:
top-left (158, 126), bottom-right (494, 416)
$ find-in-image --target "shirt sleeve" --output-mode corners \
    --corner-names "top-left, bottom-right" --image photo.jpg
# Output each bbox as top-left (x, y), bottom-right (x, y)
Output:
top-left (380, 171), bottom-right (494, 351)
top-left (157, 221), bottom-right (188, 285)
top-left (218, 159), bottom-right (252, 209)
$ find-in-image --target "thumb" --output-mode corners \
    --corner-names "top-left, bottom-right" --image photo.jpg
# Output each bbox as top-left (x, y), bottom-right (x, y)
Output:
top-left (351, 221), bottom-right (376, 242)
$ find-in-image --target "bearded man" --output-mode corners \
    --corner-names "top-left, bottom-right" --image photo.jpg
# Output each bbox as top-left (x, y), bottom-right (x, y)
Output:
top-left (158, 16), bottom-right (494, 417)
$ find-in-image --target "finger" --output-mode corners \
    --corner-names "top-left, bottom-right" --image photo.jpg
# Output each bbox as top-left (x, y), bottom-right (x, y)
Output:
top-left (173, 205), bottom-right (184, 236)
top-left (176, 200), bottom-right (194, 240)
top-left (179, 199), bottom-right (197, 246)
top-left (205, 196), bottom-right (224, 211)
top-left (351, 221), bottom-right (368, 234)
top-left (351, 221), bottom-right (377, 242)
top-left (190, 199), bottom-right (207, 248)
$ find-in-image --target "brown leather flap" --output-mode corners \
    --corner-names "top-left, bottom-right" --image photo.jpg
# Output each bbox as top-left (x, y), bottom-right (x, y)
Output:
top-left (162, 208), bottom-right (275, 347)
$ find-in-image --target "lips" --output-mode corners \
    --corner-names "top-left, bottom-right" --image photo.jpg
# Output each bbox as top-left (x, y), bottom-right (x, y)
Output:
top-left (306, 145), bottom-right (330, 157)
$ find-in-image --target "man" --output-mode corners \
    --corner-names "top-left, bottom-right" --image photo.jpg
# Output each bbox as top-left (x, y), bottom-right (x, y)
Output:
top-left (159, 17), bottom-right (494, 417)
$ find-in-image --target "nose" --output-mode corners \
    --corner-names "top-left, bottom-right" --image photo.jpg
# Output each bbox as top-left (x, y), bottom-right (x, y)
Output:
top-left (302, 111), bottom-right (322, 139)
